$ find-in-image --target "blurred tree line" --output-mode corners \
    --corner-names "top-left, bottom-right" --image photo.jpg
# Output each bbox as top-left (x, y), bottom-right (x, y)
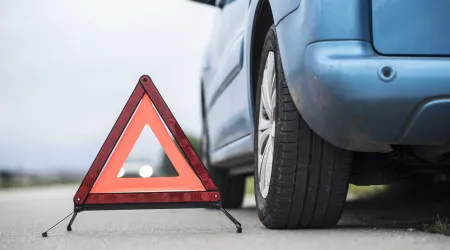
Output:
top-left (0, 170), bottom-right (13, 188)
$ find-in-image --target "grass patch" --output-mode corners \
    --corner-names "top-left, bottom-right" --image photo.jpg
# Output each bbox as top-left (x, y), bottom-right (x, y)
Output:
top-left (347, 184), bottom-right (388, 198)
top-left (245, 177), bottom-right (388, 198)
top-left (245, 176), bottom-right (254, 195)
top-left (424, 215), bottom-right (450, 236)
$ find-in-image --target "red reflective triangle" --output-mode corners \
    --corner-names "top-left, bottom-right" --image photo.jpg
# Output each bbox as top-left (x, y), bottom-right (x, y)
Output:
top-left (89, 95), bottom-right (205, 193)
top-left (73, 75), bottom-right (219, 206)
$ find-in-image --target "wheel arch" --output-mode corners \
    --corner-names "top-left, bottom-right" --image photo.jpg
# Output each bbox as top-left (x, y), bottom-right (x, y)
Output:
top-left (249, 0), bottom-right (275, 117)
top-left (248, 0), bottom-right (300, 120)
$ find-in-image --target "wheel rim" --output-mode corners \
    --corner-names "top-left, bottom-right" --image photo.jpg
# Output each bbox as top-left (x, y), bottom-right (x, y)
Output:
top-left (257, 51), bottom-right (276, 199)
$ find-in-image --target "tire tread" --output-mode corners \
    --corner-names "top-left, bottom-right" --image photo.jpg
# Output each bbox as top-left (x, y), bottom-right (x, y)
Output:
top-left (255, 26), bottom-right (352, 229)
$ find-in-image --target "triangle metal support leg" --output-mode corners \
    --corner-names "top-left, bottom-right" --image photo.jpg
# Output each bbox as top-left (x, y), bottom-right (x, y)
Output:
top-left (217, 205), bottom-right (242, 233)
top-left (41, 211), bottom-right (74, 237)
top-left (41, 208), bottom-right (82, 237)
top-left (67, 210), bottom-right (80, 232)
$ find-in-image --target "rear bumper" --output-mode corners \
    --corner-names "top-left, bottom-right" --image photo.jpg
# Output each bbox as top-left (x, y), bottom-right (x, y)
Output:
top-left (299, 41), bottom-right (450, 152)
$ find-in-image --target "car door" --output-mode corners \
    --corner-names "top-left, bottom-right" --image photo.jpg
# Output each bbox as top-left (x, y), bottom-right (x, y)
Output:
top-left (202, 0), bottom-right (251, 157)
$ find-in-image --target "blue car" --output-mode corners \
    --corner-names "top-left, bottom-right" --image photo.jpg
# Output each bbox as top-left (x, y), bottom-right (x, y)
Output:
top-left (192, 0), bottom-right (450, 229)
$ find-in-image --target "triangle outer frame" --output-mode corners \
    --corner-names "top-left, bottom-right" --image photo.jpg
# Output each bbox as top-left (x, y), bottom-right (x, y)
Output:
top-left (73, 75), bottom-right (219, 206)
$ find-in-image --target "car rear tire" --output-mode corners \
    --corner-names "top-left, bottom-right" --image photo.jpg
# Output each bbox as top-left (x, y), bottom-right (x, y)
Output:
top-left (254, 26), bottom-right (353, 229)
top-left (207, 167), bottom-right (245, 208)
top-left (200, 98), bottom-right (245, 209)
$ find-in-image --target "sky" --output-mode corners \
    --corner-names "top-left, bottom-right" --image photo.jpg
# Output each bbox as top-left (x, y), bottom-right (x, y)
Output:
top-left (0, 0), bottom-right (217, 172)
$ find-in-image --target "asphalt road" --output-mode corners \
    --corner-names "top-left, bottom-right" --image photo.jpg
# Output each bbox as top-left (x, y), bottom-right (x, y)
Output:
top-left (1, 186), bottom-right (449, 250)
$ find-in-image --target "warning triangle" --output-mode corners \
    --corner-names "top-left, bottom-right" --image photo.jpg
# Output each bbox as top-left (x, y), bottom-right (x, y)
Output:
top-left (73, 75), bottom-right (219, 206)
top-left (41, 75), bottom-right (241, 238)
top-left (90, 94), bottom-right (205, 193)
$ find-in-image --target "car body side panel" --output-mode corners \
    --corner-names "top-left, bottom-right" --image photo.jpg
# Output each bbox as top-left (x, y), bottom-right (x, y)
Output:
top-left (205, 34), bottom-right (244, 109)
top-left (207, 69), bottom-right (253, 152)
top-left (202, 0), bottom-right (253, 158)
top-left (203, 1), bottom-right (248, 108)
top-left (205, 0), bottom-right (316, 166)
